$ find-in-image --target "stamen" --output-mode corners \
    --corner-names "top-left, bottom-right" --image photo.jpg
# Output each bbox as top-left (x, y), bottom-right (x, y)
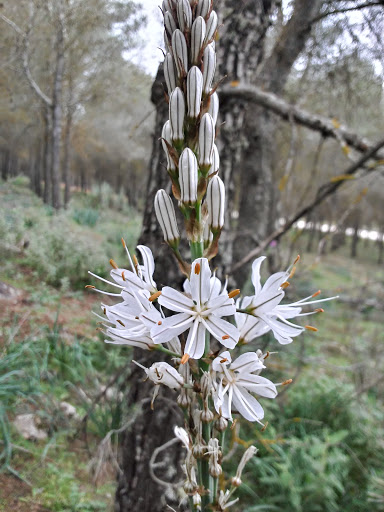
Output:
top-left (110, 259), bottom-right (119, 269)
top-left (195, 262), bottom-right (201, 275)
top-left (181, 354), bottom-right (190, 364)
top-left (315, 308), bottom-right (324, 313)
top-left (222, 334), bottom-right (230, 340)
top-left (85, 285), bottom-right (95, 289)
top-left (261, 421), bottom-right (268, 432)
top-left (121, 238), bottom-right (126, 248)
top-left (149, 291), bottom-right (162, 302)
top-left (312, 290), bottom-right (321, 298)
top-left (135, 316), bottom-right (139, 319)
top-left (230, 419), bottom-right (238, 430)
top-left (157, 320), bottom-right (162, 325)
top-left (282, 379), bottom-right (292, 386)
top-left (294, 254), bottom-right (300, 265)
top-left (264, 351), bottom-right (270, 359)
top-left (305, 325), bottom-right (318, 332)
top-left (117, 319), bottom-right (125, 327)
top-left (220, 357), bottom-right (228, 363)
top-left (289, 266), bottom-right (296, 279)
top-left (103, 308), bottom-right (106, 315)
top-left (121, 271), bottom-right (126, 281)
top-left (228, 289), bottom-right (240, 299)
top-left (281, 281), bottom-right (290, 289)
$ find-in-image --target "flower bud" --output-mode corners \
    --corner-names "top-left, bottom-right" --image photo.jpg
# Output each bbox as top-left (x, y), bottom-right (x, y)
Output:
top-left (214, 416), bottom-right (228, 432)
top-left (172, 29), bottom-right (188, 76)
top-left (154, 189), bottom-right (180, 242)
top-left (164, 53), bottom-right (177, 95)
top-left (203, 220), bottom-right (213, 245)
top-left (169, 87), bottom-right (185, 141)
top-left (206, 175), bottom-right (225, 230)
top-left (208, 92), bottom-right (219, 125)
top-left (198, 113), bottom-right (215, 167)
top-left (192, 493), bottom-right (202, 511)
top-left (187, 66), bottom-right (203, 118)
top-left (147, 362), bottom-right (184, 389)
top-left (202, 45), bottom-right (216, 94)
top-left (177, 0), bottom-right (192, 32)
top-left (201, 408), bottom-right (214, 423)
top-left (164, 11), bottom-right (177, 37)
top-left (209, 144), bottom-right (220, 174)
top-left (205, 10), bottom-right (218, 43)
top-left (196, 0), bottom-right (211, 18)
top-left (161, 121), bottom-right (176, 171)
top-left (162, 0), bottom-right (174, 13)
top-left (174, 426), bottom-right (190, 449)
top-left (191, 16), bottom-right (206, 64)
top-left (179, 148), bottom-right (198, 204)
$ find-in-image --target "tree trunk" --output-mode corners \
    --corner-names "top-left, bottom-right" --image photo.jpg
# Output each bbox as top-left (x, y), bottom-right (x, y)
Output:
top-left (63, 104), bottom-right (73, 208)
top-left (1, 149), bottom-right (10, 181)
top-left (351, 218), bottom-right (360, 259)
top-left (378, 231), bottom-right (384, 265)
top-left (115, 66), bottom-right (185, 512)
top-left (51, 11), bottom-right (65, 210)
top-left (43, 104), bottom-right (52, 205)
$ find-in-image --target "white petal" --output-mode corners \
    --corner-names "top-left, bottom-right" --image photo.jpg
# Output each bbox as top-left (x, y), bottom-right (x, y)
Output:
top-left (137, 245), bottom-right (157, 290)
top-left (232, 386), bottom-right (264, 422)
top-left (251, 257), bottom-right (266, 295)
top-left (236, 374), bottom-right (277, 398)
top-left (185, 319), bottom-right (206, 359)
top-left (203, 316), bottom-right (239, 348)
top-left (206, 294), bottom-right (236, 316)
top-left (158, 286), bottom-right (194, 312)
top-left (263, 271), bottom-right (289, 292)
top-left (212, 351), bottom-right (232, 371)
top-left (230, 352), bottom-right (264, 374)
top-left (275, 305), bottom-right (303, 319)
top-left (260, 314), bottom-right (303, 344)
top-left (252, 289), bottom-right (284, 314)
top-left (151, 313), bottom-right (193, 344)
top-left (190, 258), bottom-right (211, 305)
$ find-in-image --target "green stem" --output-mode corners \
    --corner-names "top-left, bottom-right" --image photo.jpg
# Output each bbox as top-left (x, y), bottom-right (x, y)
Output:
top-left (153, 345), bottom-right (180, 358)
top-left (190, 200), bottom-right (204, 259)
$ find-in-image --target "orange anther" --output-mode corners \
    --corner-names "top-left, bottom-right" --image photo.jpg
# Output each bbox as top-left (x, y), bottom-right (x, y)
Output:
top-left (222, 334), bottom-right (230, 340)
top-left (261, 421), bottom-right (269, 432)
top-left (264, 351), bottom-right (270, 359)
top-left (121, 238), bottom-right (126, 248)
top-left (305, 325), bottom-right (318, 332)
top-left (109, 259), bottom-right (118, 269)
top-left (194, 262), bottom-right (201, 275)
top-left (315, 308), bottom-right (324, 313)
top-left (121, 271), bottom-right (126, 281)
top-left (149, 291), bottom-right (162, 302)
top-left (294, 255), bottom-right (300, 265)
top-left (281, 281), bottom-right (290, 289)
top-left (117, 319), bottom-right (125, 327)
top-left (312, 290), bottom-right (321, 298)
top-left (228, 289), bottom-right (241, 299)
top-left (181, 354), bottom-right (190, 364)
top-left (289, 266), bottom-right (296, 279)
top-left (103, 308), bottom-right (106, 315)
top-left (282, 379), bottom-right (293, 386)
top-left (220, 358), bottom-right (228, 363)
top-left (85, 285), bottom-right (95, 289)
top-left (157, 320), bottom-right (162, 325)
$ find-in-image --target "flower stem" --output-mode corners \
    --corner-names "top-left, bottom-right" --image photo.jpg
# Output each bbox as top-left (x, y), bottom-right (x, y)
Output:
top-left (153, 345), bottom-right (180, 358)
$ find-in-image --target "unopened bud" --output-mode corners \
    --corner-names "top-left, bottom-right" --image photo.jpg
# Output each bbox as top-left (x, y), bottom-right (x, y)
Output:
top-left (205, 10), bottom-right (218, 42)
top-left (164, 11), bottom-right (177, 36)
top-left (209, 144), bottom-right (220, 174)
top-left (154, 189), bottom-right (180, 243)
top-left (202, 45), bottom-right (216, 94)
top-left (192, 493), bottom-right (201, 511)
top-left (172, 29), bottom-right (188, 76)
top-left (196, 0), bottom-right (211, 18)
top-left (187, 66), bottom-right (203, 118)
top-left (133, 360), bottom-right (184, 389)
top-left (162, 0), bottom-right (174, 13)
top-left (184, 480), bottom-right (199, 494)
top-left (214, 416), bottom-right (228, 432)
top-left (179, 148), bottom-right (198, 204)
top-left (177, 0), bottom-right (192, 32)
top-left (161, 121), bottom-right (176, 171)
top-left (192, 443), bottom-right (207, 458)
top-left (206, 175), bottom-right (225, 230)
top-left (198, 113), bottom-right (215, 167)
top-left (169, 87), bottom-right (185, 141)
top-left (164, 53), bottom-right (177, 95)
top-left (191, 16), bottom-right (206, 64)
top-left (208, 92), bottom-right (219, 125)
top-left (201, 408), bottom-right (214, 423)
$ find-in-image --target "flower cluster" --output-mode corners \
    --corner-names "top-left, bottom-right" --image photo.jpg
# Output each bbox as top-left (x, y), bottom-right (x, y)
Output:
top-left (88, 1), bottom-right (336, 509)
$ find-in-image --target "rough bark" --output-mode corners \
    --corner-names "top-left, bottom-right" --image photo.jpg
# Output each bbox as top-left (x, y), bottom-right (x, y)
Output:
top-left (63, 99), bottom-right (74, 208)
top-left (351, 218), bottom-right (360, 258)
top-left (42, 104), bottom-right (52, 205)
top-left (115, 66), bottom-right (185, 512)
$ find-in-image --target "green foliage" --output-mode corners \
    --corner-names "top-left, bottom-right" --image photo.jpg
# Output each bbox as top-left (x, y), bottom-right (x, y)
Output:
top-left (72, 208), bottom-right (100, 227)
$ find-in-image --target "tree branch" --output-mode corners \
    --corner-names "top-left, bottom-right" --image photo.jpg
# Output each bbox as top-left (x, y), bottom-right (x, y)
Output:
top-left (220, 83), bottom-right (383, 159)
top-left (311, 1), bottom-right (384, 24)
top-left (0, 13), bottom-right (52, 106)
top-left (230, 137), bottom-right (384, 273)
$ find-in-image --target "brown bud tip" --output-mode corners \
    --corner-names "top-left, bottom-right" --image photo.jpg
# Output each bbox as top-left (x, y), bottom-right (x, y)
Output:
top-left (121, 237), bottom-right (126, 248)
top-left (228, 289), bottom-right (241, 299)
top-left (85, 285), bottom-right (95, 289)
top-left (305, 325), bottom-right (318, 332)
top-left (281, 281), bottom-right (290, 289)
top-left (109, 259), bottom-right (118, 269)
top-left (181, 354), bottom-right (190, 365)
top-left (194, 262), bottom-right (201, 275)
top-left (282, 379), bottom-right (293, 386)
top-left (149, 291), bottom-right (162, 302)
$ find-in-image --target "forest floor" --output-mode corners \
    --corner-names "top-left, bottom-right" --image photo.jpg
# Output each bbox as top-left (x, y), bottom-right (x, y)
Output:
top-left (1, 178), bottom-right (383, 511)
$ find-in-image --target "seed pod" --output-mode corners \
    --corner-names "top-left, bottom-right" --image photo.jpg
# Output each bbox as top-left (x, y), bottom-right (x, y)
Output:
top-left (169, 87), bottom-right (185, 141)
top-left (202, 44), bottom-right (216, 94)
top-left (161, 121), bottom-right (176, 171)
top-left (198, 113), bottom-right (215, 167)
top-left (196, 0), bottom-right (211, 18)
top-left (206, 175), bottom-right (225, 230)
top-left (164, 53), bottom-right (177, 94)
top-left (164, 11), bottom-right (177, 36)
top-left (205, 10), bottom-right (218, 42)
top-left (208, 91), bottom-right (219, 125)
top-left (179, 148), bottom-right (198, 204)
top-left (177, 0), bottom-right (192, 32)
top-left (191, 16), bottom-right (206, 64)
top-left (154, 189), bottom-right (180, 242)
top-left (172, 29), bottom-right (188, 76)
top-left (209, 144), bottom-right (220, 174)
top-left (187, 66), bottom-right (203, 118)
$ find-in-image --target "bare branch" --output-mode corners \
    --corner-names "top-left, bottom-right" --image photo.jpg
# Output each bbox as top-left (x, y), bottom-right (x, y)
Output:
top-left (0, 13), bottom-right (52, 106)
top-left (230, 137), bottom-right (384, 274)
top-left (311, 1), bottom-right (384, 24)
top-left (220, 84), bottom-right (383, 159)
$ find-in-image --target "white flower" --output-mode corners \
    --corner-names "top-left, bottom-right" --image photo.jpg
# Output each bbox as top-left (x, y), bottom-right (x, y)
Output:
top-left (236, 256), bottom-right (337, 345)
top-left (151, 258), bottom-right (239, 360)
top-left (133, 360), bottom-right (184, 389)
top-left (212, 351), bottom-right (277, 423)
